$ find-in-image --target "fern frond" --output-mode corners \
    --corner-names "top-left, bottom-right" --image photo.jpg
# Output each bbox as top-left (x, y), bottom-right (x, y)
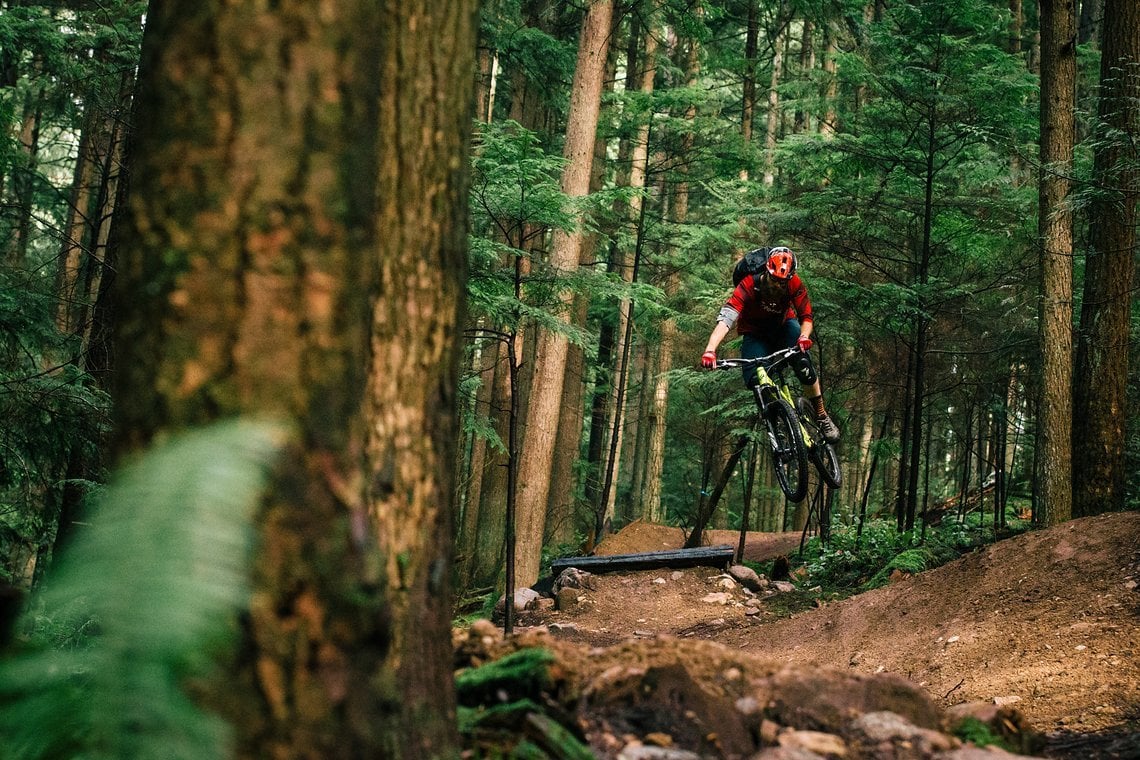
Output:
top-left (0, 419), bottom-right (288, 760)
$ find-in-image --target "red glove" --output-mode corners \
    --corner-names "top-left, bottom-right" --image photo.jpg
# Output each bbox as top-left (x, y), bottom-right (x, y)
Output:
top-left (797, 335), bottom-right (813, 352)
top-left (701, 351), bottom-right (717, 369)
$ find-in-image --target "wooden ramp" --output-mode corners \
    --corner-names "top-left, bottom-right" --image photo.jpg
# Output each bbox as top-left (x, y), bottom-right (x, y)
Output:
top-left (549, 544), bottom-right (735, 576)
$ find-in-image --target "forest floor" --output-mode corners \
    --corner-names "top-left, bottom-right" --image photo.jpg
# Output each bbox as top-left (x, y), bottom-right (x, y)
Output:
top-left (513, 511), bottom-right (1140, 758)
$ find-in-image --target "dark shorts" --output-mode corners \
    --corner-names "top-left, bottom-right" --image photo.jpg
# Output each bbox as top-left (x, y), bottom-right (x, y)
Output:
top-left (740, 319), bottom-right (817, 386)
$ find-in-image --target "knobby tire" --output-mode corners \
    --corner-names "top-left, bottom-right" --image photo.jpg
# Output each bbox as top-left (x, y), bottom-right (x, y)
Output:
top-left (797, 397), bottom-right (842, 489)
top-left (765, 398), bottom-right (808, 502)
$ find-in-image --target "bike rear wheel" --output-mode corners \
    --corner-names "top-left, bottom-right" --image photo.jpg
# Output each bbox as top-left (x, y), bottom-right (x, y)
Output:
top-left (796, 397), bottom-right (842, 489)
top-left (764, 398), bottom-right (808, 502)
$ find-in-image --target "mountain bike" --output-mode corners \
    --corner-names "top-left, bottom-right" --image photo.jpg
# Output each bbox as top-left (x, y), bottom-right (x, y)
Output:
top-left (714, 348), bottom-right (841, 502)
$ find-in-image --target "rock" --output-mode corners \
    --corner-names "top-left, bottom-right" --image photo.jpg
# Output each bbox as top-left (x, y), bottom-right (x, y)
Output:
top-left (493, 588), bottom-right (542, 619)
top-left (850, 710), bottom-right (956, 753)
top-left (555, 587), bottom-right (581, 611)
top-left (671, 571), bottom-right (685, 580)
top-left (548, 622), bottom-right (579, 632)
top-left (553, 567), bottom-right (594, 593)
top-left (932, 748), bottom-right (1042, 759)
top-left (744, 606), bottom-right (763, 616)
top-left (772, 581), bottom-right (797, 593)
top-left (536, 597), bottom-right (555, 611)
top-left (944, 701), bottom-right (1042, 756)
top-left (729, 564), bottom-right (766, 591)
top-left (759, 718), bottom-right (782, 744)
top-left (762, 667), bottom-right (943, 733)
top-left (701, 592), bottom-right (733, 605)
top-left (992, 696), bottom-right (1021, 706)
top-left (778, 728), bottom-right (848, 756)
top-left (470, 618), bottom-right (501, 640)
top-left (752, 749), bottom-right (826, 759)
top-left (653, 577), bottom-right (668, 585)
top-left (617, 745), bottom-right (702, 760)
top-left (645, 732), bottom-right (674, 747)
top-left (888, 568), bottom-right (911, 583)
top-left (735, 696), bottom-right (762, 716)
top-left (718, 576), bottom-right (738, 590)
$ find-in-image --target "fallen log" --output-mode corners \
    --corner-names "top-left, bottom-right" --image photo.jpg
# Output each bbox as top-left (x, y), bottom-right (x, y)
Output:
top-left (549, 544), bottom-right (736, 576)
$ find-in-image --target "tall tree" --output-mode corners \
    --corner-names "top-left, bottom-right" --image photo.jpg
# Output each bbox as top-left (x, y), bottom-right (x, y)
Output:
top-left (514, 0), bottom-right (614, 588)
top-left (1073, 0), bottom-right (1139, 516)
top-left (1078, 0), bottom-right (1103, 45)
top-left (597, 16), bottom-right (658, 535)
top-left (111, 2), bottom-right (475, 757)
top-left (1037, 0), bottom-right (1076, 526)
top-left (763, 20), bottom-right (786, 186)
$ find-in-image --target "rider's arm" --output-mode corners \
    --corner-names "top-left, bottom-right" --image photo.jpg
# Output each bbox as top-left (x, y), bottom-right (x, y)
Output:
top-left (704, 320), bottom-right (732, 354)
top-left (707, 276), bottom-right (752, 353)
top-left (788, 275), bottom-right (813, 333)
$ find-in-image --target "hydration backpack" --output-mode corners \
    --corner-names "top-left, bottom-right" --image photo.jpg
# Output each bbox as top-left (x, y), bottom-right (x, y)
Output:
top-left (732, 247), bottom-right (772, 286)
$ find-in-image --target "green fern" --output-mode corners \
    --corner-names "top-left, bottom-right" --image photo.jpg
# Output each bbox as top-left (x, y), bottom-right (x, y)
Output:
top-left (0, 419), bottom-right (287, 760)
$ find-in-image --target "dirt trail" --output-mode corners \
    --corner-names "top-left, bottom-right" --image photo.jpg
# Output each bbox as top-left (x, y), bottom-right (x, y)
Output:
top-left (522, 512), bottom-right (1140, 756)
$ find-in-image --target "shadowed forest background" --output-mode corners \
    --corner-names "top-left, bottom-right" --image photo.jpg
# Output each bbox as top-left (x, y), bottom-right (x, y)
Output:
top-left (0, 0), bottom-right (1136, 758)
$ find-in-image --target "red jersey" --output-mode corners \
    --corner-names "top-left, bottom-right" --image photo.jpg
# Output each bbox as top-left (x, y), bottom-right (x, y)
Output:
top-left (717, 273), bottom-right (813, 334)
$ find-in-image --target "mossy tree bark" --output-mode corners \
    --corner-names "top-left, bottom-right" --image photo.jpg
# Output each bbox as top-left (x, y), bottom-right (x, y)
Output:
top-left (111, 1), bottom-right (475, 757)
top-left (1073, 0), bottom-right (1139, 517)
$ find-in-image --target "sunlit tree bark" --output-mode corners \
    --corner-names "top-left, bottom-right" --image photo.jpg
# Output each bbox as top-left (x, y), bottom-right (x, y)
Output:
top-left (112, 1), bottom-right (475, 756)
top-left (1037, 0), bottom-right (1076, 526)
top-left (514, 0), bottom-right (614, 588)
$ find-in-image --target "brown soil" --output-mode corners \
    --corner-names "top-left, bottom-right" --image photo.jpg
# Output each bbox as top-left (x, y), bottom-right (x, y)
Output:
top-left (519, 512), bottom-right (1140, 757)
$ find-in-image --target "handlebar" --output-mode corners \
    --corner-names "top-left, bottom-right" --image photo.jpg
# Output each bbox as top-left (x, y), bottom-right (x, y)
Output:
top-left (712, 346), bottom-right (803, 371)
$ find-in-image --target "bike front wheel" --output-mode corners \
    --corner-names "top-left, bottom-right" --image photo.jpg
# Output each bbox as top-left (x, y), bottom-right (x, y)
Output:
top-left (764, 398), bottom-right (808, 502)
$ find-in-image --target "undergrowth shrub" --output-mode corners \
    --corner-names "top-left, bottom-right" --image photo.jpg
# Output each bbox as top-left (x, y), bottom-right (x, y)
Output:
top-left (800, 514), bottom-right (1030, 594)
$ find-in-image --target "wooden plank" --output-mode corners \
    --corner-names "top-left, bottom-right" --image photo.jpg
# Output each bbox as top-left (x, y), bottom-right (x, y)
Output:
top-left (549, 544), bottom-right (735, 576)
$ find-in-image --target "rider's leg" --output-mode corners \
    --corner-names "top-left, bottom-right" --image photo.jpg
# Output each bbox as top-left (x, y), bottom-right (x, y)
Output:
top-left (785, 320), bottom-right (841, 442)
top-left (740, 333), bottom-right (772, 388)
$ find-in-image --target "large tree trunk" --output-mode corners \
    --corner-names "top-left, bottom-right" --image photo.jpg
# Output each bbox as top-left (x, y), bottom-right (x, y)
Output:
top-left (820, 24), bottom-right (838, 136)
top-left (111, 2), bottom-right (475, 757)
top-left (473, 339), bottom-right (513, 587)
top-left (545, 295), bottom-right (589, 546)
top-left (456, 340), bottom-right (501, 591)
top-left (598, 24), bottom-right (658, 533)
top-left (5, 64), bottom-right (44, 268)
top-left (514, 0), bottom-right (614, 589)
top-left (56, 65), bottom-right (132, 361)
top-left (794, 19), bottom-right (815, 133)
top-left (588, 10), bottom-right (652, 524)
top-left (1073, 0), bottom-right (1138, 516)
top-left (1078, 0), bottom-right (1103, 45)
top-left (740, 0), bottom-right (759, 179)
top-left (1009, 0), bottom-right (1024, 54)
top-left (1037, 0), bottom-right (1076, 526)
top-left (546, 35), bottom-right (618, 547)
top-left (762, 11), bottom-right (785, 187)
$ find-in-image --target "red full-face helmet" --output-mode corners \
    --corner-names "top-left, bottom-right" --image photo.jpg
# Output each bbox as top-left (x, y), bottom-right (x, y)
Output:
top-left (765, 246), bottom-right (797, 281)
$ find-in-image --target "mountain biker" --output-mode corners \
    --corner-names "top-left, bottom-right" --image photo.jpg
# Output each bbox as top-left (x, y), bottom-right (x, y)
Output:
top-left (701, 246), bottom-right (841, 443)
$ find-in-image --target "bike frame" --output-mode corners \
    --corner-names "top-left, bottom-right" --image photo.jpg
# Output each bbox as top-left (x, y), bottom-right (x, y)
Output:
top-left (735, 350), bottom-right (817, 449)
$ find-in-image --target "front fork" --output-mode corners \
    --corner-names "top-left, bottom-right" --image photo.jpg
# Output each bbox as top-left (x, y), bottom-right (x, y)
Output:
top-left (751, 383), bottom-right (783, 453)
top-left (752, 378), bottom-right (814, 453)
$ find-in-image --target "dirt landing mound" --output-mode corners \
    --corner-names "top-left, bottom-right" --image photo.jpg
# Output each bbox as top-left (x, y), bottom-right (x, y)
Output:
top-left (529, 512), bottom-right (1140, 758)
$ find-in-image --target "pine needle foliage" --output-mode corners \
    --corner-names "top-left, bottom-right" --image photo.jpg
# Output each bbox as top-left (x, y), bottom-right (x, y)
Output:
top-left (0, 419), bottom-right (287, 760)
